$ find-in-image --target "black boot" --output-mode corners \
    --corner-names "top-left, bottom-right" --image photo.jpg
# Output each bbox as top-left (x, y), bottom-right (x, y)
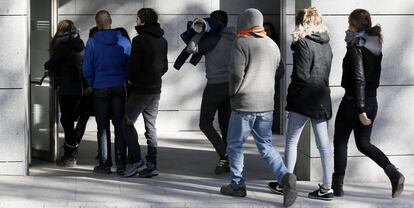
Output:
top-left (332, 174), bottom-right (344, 197)
top-left (385, 164), bottom-right (405, 198)
top-left (56, 143), bottom-right (78, 167)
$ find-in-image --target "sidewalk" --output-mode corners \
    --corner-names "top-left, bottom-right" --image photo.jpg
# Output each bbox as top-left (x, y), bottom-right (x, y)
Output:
top-left (1, 132), bottom-right (413, 208)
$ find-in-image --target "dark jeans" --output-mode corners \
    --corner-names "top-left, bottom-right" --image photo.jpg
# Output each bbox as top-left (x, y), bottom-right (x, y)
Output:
top-left (94, 87), bottom-right (127, 168)
top-left (333, 96), bottom-right (391, 177)
top-left (123, 93), bottom-right (160, 166)
top-left (58, 94), bottom-right (81, 146)
top-left (199, 83), bottom-right (231, 159)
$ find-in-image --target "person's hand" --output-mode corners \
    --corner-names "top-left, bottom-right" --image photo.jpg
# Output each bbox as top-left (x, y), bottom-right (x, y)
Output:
top-left (359, 112), bottom-right (372, 126)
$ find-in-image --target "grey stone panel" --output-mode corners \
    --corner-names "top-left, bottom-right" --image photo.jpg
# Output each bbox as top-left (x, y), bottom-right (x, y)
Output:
top-left (0, 90), bottom-right (26, 161)
top-left (285, 15), bottom-right (295, 65)
top-left (0, 0), bottom-right (27, 15)
top-left (312, 0), bottom-right (414, 15)
top-left (58, 0), bottom-right (76, 14)
top-left (309, 155), bottom-right (414, 183)
top-left (75, 0), bottom-right (144, 14)
top-left (227, 15), bottom-right (238, 29)
top-left (0, 16), bottom-right (27, 88)
top-left (0, 162), bottom-right (25, 175)
top-left (286, 0), bottom-right (295, 15)
top-left (295, 0), bottom-right (311, 12)
top-left (143, 0), bottom-right (217, 15)
top-left (159, 15), bottom-right (180, 64)
top-left (219, 0), bottom-right (280, 14)
top-left (160, 63), bottom-right (205, 110)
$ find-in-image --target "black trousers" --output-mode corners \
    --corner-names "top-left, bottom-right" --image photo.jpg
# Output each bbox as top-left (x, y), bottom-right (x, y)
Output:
top-left (94, 87), bottom-right (127, 168)
top-left (333, 96), bottom-right (391, 176)
top-left (199, 83), bottom-right (231, 159)
top-left (58, 94), bottom-right (81, 146)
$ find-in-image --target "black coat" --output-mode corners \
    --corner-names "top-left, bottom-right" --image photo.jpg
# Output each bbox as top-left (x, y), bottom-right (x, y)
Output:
top-left (286, 33), bottom-right (333, 120)
top-left (128, 24), bottom-right (168, 94)
top-left (44, 36), bottom-right (84, 95)
top-left (341, 45), bottom-right (382, 113)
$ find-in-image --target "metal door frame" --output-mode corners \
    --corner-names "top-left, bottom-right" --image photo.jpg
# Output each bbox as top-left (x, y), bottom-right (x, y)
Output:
top-left (27, 0), bottom-right (59, 170)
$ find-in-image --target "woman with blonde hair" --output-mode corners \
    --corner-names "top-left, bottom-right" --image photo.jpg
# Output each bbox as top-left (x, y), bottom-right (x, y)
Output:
top-left (268, 7), bottom-right (334, 200)
top-left (332, 9), bottom-right (404, 198)
top-left (45, 20), bottom-right (84, 167)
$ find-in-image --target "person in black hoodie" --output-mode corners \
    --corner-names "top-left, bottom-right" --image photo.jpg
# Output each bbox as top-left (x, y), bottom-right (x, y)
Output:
top-left (44, 20), bottom-right (84, 167)
top-left (332, 8), bottom-right (405, 198)
top-left (121, 8), bottom-right (168, 178)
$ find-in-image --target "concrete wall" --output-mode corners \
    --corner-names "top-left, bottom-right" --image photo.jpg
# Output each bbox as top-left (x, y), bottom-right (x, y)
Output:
top-left (58, 0), bottom-right (280, 132)
top-left (0, 0), bottom-right (28, 175)
top-left (290, 0), bottom-right (414, 183)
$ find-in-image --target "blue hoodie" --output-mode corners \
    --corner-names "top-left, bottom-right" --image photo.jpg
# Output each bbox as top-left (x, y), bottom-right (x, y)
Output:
top-left (83, 30), bottom-right (131, 89)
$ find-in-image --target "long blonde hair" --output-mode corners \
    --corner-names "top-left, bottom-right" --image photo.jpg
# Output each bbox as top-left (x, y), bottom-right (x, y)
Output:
top-left (292, 7), bottom-right (328, 42)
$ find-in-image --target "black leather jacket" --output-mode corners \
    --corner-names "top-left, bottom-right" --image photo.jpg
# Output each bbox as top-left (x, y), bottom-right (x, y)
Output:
top-left (341, 45), bottom-right (382, 113)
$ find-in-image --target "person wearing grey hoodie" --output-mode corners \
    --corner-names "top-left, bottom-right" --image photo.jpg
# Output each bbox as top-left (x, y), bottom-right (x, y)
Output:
top-left (333, 8), bottom-right (405, 198)
top-left (219, 8), bottom-right (297, 207)
top-left (185, 10), bottom-right (235, 175)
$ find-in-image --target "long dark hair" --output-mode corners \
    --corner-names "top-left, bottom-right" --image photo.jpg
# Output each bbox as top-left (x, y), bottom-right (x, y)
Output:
top-left (349, 9), bottom-right (383, 42)
top-left (50, 20), bottom-right (76, 52)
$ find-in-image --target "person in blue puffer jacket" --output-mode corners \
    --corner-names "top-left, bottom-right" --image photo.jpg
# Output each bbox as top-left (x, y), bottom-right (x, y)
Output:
top-left (83, 10), bottom-right (131, 175)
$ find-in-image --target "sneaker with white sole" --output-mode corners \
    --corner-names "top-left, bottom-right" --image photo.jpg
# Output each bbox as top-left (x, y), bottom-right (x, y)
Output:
top-left (308, 184), bottom-right (334, 201)
top-left (268, 181), bottom-right (283, 195)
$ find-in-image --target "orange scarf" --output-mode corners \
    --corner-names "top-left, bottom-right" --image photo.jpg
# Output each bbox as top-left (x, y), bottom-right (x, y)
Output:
top-left (237, 26), bottom-right (267, 38)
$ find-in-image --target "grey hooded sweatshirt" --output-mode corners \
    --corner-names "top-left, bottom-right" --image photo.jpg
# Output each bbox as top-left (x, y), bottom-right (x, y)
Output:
top-left (229, 8), bottom-right (281, 112)
top-left (205, 27), bottom-right (236, 84)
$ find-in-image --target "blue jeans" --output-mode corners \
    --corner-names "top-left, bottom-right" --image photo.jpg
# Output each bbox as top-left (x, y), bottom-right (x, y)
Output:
top-left (94, 87), bottom-right (127, 168)
top-left (285, 111), bottom-right (333, 189)
top-left (227, 111), bottom-right (288, 188)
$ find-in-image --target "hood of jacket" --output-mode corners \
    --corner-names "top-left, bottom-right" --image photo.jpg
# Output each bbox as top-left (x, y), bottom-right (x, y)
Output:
top-left (345, 31), bottom-right (382, 56)
top-left (93, 29), bottom-right (120, 46)
top-left (363, 36), bottom-right (382, 56)
top-left (306, 32), bottom-right (330, 44)
top-left (237, 8), bottom-right (263, 33)
top-left (135, 23), bottom-right (165, 37)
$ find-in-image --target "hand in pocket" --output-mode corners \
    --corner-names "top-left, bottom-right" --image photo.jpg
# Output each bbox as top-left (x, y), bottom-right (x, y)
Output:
top-left (359, 112), bottom-right (372, 126)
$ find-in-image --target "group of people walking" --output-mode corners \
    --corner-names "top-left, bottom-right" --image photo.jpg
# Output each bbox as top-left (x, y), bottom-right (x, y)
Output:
top-left (44, 5), bottom-right (405, 207)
